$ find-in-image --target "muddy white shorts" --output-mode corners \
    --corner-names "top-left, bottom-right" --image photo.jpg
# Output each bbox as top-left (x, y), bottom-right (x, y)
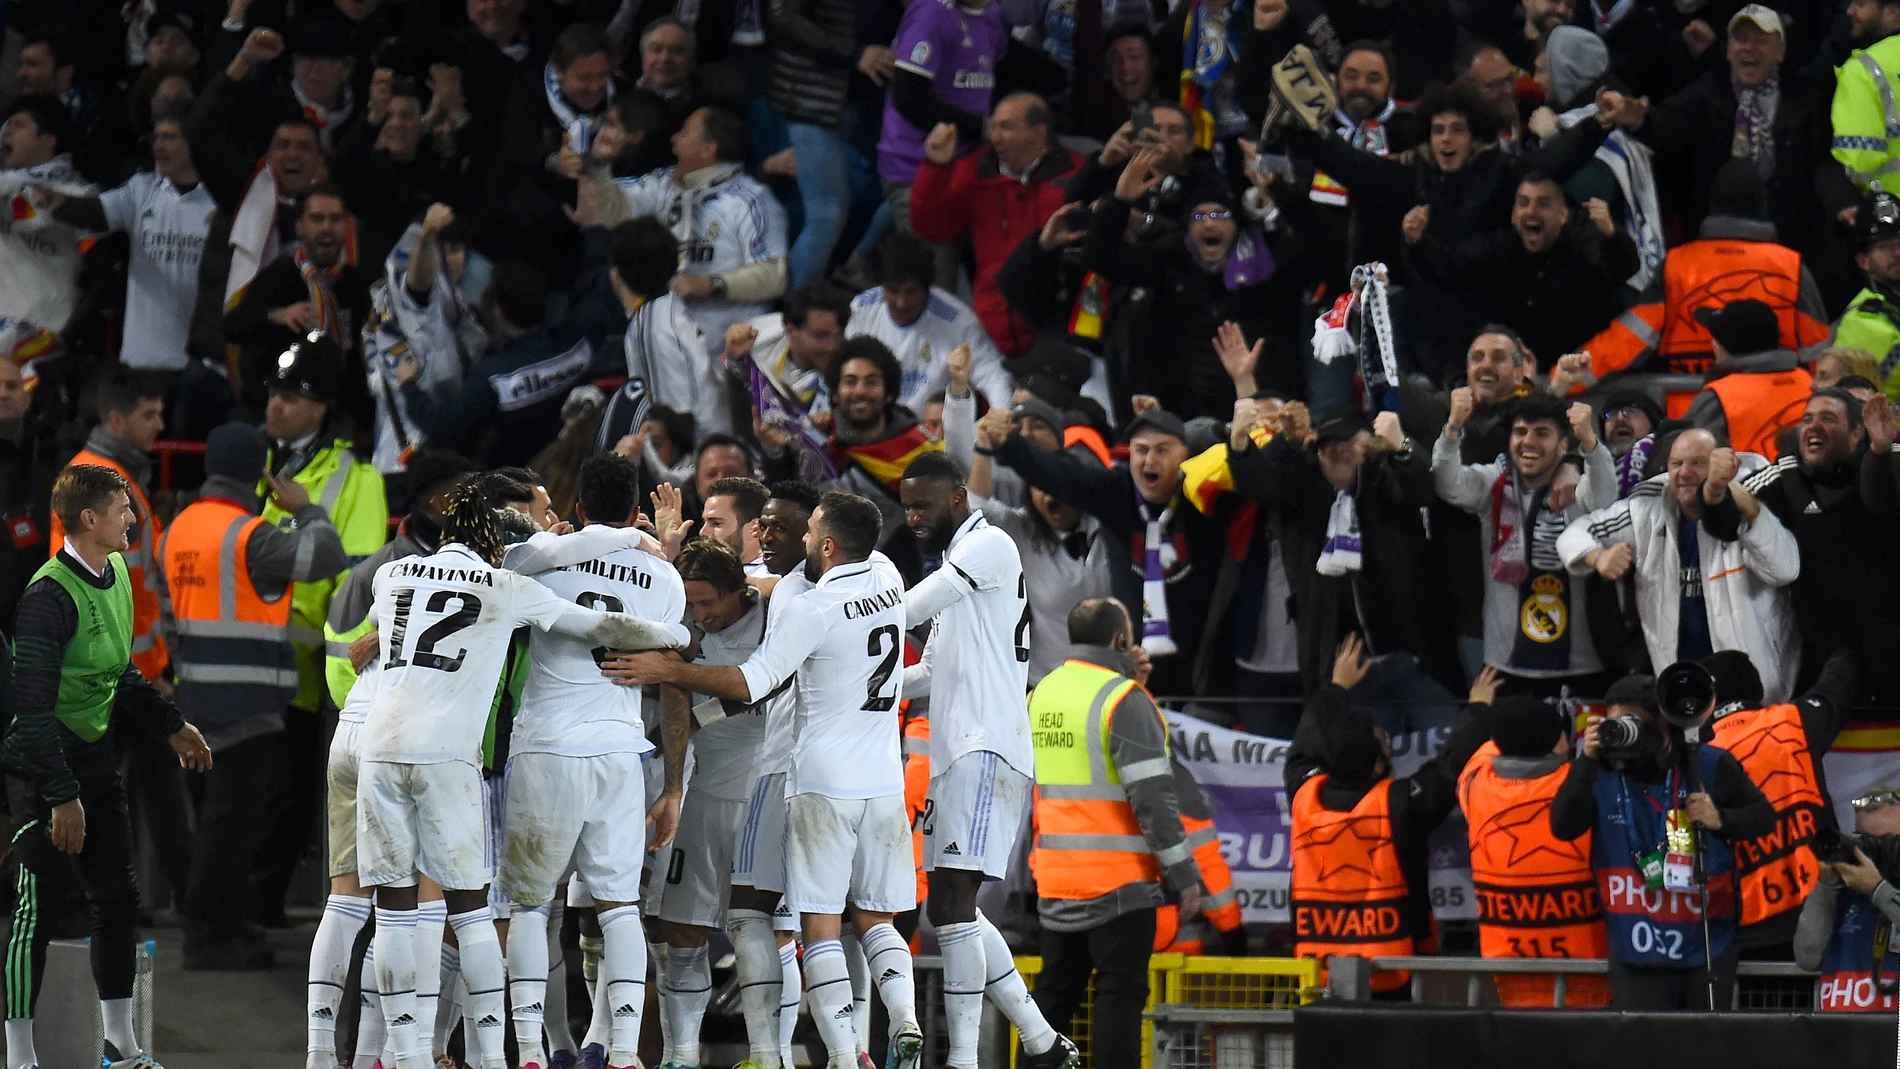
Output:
top-left (356, 758), bottom-right (488, 891)
top-left (785, 792), bottom-right (917, 916)
top-left (497, 750), bottom-right (649, 907)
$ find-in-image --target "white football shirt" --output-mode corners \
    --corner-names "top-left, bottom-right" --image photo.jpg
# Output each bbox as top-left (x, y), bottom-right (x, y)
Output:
top-left (688, 593), bottom-right (770, 800)
top-left (902, 512), bottom-right (1032, 776)
top-left (845, 285), bottom-right (1012, 412)
top-left (737, 555), bottom-right (906, 799)
top-left (512, 539), bottom-right (689, 759)
top-left (359, 543), bottom-right (677, 765)
top-left (613, 165), bottom-right (789, 349)
top-left (754, 569), bottom-right (812, 777)
top-left (98, 172), bottom-right (213, 371)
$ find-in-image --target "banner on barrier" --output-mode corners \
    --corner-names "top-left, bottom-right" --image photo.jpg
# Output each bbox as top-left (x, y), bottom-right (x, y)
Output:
top-left (1164, 712), bottom-right (1900, 925)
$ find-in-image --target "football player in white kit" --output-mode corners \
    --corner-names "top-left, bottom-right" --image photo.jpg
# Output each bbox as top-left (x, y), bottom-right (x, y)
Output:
top-left (612, 492), bottom-right (924, 1069)
top-left (355, 476), bottom-right (686, 1069)
top-left (650, 538), bottom-right (773, 1069)
top-left (898, 453), bottom-right (1079, 1069)
top-left (498, 454), bottom-right (694, 1069)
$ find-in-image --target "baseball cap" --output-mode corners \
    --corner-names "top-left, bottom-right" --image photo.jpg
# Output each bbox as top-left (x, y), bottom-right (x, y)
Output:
top-left (1122, 408), bottom-right (1187, 444)
top-left (1313, 408), bottom-right (1372, 445)
top-left (1011, 397), bottom-right (1066, 436)
top-left (1728, 4), bottom-right (1785, 36)
top-left (1694, 299), bottom-right (1781, 357)
top-left (268, 333), bottom-right (344, 404)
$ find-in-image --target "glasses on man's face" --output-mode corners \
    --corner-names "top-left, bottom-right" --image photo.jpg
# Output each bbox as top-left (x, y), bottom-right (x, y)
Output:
top-left (1854, 789), bottom-right (1900, 811)
top-left (1603, 406), bottom-right (1647, 422)
top-left (1192, 210), bottom-right (1233, 222)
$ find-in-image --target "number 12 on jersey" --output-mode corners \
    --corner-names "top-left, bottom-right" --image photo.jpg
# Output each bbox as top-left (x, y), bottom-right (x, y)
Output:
top-left (385, 587), bottom-right (484, 673)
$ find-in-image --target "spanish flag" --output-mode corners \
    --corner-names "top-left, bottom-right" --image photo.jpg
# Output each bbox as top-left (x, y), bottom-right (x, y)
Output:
top-left (1181, 428), bottom-right (1273, 515)
top-left (835, 424), bottom-right (944, 492)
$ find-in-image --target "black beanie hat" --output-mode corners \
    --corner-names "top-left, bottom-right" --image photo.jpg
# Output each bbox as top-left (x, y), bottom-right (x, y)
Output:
top-left (1490, 694), bottom-right (1567, 757)
top-left (1317, 703), bottom-right (1383, 783)
top-left (204, 421), bottom-right (270, 484)
top-left (1699, 650), bottom-right (1764, 714)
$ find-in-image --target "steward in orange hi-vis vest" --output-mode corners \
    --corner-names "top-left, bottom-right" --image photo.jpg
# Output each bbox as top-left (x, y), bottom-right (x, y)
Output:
top-left (1578, 221), bottom-right (1827, 415)
top-left (1458, 707), bottom-right (1611, 1009)
top-left (1700, 649), bottom-right (1855, 944)
top-left (1285, 649), bottom-right (1492, 994)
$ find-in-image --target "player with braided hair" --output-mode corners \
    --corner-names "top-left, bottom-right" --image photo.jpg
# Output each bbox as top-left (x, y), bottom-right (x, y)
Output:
top-left (353, 470), bottom-right (691, 1069)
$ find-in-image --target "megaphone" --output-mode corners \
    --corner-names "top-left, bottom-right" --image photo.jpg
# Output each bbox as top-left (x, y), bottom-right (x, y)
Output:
top-left (1655, 661), bottom-right (1717, 730)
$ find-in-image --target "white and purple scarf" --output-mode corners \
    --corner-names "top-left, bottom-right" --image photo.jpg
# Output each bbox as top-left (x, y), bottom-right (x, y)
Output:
top-left (1135, 491), bottom-right (1177, 656)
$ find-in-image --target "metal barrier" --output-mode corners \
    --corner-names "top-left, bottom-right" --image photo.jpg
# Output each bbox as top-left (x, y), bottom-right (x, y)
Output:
top-left (1351, 955), bottom-right (1819, 1011)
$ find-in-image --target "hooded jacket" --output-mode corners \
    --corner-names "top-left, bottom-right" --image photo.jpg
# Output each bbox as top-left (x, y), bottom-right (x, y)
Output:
top-left (1557, 471), bottom-right (1800, 701)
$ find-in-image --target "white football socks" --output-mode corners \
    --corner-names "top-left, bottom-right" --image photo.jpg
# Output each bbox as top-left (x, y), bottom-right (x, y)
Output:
top-left (598, 905), bottom-right (650, 1067)
top-left (662, 944), bottom-right (713, 1066)
top-left (802, 939), bottom-right (857, 1069)
top-left (978, 913), bottom-right (1055, 1055)
top-left (308, 894), bottom-right (372, 1068)
top-left (447, 909), bottom-right (507, 1069)
top-left (508, 905), bottom-right (552, 1067)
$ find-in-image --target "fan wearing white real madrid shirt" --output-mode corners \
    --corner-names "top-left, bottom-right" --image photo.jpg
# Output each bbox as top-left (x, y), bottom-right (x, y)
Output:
top-left (612, 492), bottom-right (926, 1069)
top-left (598, 105), bottom-right (788, 352)
top-left (355, 475), bottom-right (686, 1069)
top-left (39, 104), bottom-right (210, 373)
top-left (897, 452), bottom-right (1079, 1069)
top-left (846, 233), bottom-right (1011, 414)
top-left (497, 453), bottom-right (693, 1069)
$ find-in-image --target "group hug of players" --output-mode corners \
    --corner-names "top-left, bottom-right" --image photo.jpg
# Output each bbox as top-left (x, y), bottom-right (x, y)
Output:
top-left (310, 450), bottom-right (1081, 1069)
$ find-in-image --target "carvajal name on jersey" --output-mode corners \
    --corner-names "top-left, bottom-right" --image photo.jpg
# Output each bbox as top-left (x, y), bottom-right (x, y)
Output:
top-left (843, 587), bottom-right (904, 619)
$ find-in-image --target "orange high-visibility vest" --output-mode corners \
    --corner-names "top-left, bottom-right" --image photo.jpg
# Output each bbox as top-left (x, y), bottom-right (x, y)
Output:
top-left (51, 448), bottom-right (167, 680)
top-left (1029, 659), bottom-right (1169, 901)
top-left (1458, 742), bottom-right (1611, 1007)
top-left (1152, 809), bottom-right (1243, 954)
top-left (1290, 773), bottom-right (1415, 993)
top-left (904, 710), bottom-right (931, 907)
top-left (1712, 704), bottom-right (1826, 928)
top-left (1704, 367), bottom-right (1814, 459)
top-left (159, 498), bottom-right (297, 724)
top-left (1583, 240), bottom-right (1829, 388)
top-left (1065, 425), bottom-right (1112, 467)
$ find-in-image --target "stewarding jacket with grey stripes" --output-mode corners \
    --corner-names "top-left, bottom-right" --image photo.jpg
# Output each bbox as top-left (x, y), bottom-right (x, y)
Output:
top-left (156, 474), bottom-right (349, 750)
top-left (1554, 468), bottom-right (1800, 702)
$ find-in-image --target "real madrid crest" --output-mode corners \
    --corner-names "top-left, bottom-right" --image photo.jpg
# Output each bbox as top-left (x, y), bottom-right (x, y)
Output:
top-left (1519, 574), bottom-right (1567, 644)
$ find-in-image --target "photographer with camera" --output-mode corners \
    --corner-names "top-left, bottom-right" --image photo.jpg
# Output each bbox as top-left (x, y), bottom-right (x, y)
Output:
top-left (1702, 648), bottom-right (1858, 958)
top-left (1286, 636), bottom-right (1497, 995)
top-left (1550, 671), bottom-right (1776, 1009)
top-left (1794, 787), bottom-right (1900, 1011)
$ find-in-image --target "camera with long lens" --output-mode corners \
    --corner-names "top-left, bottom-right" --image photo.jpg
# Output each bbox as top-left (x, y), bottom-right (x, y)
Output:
top-left (1597, 662), bottom-right (1719, 767)
top-left (1656, 662), bottom-right (1718, 730)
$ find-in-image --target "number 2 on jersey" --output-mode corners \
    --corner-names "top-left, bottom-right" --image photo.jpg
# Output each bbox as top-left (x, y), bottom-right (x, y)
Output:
top-left (1013, 574), bottom-right (1030, 663)
top-left (577, 591), bottom-right (626, 666)
top-left (385, 588), bottom-right (483, 672)
top-left (864, 624), bottom-right (900, 711)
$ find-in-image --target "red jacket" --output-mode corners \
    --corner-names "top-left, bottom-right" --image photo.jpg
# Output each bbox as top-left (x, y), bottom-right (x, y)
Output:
top-left (910, 146), bottom-right (1083, 358)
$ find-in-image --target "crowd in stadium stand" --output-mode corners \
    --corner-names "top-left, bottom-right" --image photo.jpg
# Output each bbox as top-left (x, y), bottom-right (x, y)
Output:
top-left (13, 0), bottom-right (1900, 1060)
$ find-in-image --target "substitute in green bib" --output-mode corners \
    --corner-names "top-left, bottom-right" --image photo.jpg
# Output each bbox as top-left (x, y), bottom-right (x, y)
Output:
top-left (0, 464), bottom-right (212, 1069)
top-left (253, 334), bottom-right (387, 925)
